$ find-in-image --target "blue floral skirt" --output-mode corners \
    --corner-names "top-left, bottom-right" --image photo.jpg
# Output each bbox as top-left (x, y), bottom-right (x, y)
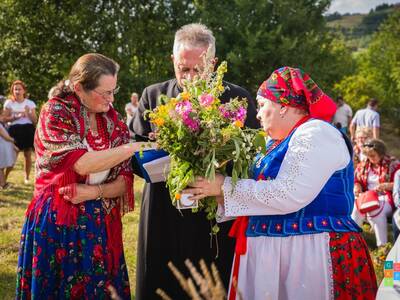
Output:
top-left (16, 195), bottom-right (131, 299)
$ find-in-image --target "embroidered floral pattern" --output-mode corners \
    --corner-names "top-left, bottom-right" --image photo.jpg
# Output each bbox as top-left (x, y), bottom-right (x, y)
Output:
top-left (16, 198), bottom-right (131, 299)
top-left (329, 232), bottom-right (377, 299)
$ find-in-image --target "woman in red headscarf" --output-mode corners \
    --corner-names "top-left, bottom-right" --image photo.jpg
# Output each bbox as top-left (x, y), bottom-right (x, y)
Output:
top-left (184, 67), bottom-right (377, 300)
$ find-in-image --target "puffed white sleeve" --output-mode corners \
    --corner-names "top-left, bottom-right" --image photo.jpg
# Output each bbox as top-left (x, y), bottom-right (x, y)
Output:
top-left (221, 120), bottom-right (351, 217)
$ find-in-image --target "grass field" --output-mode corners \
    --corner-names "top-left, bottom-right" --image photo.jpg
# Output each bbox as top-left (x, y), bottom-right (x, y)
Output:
top-left (0, 121), bottom-right (399, 299)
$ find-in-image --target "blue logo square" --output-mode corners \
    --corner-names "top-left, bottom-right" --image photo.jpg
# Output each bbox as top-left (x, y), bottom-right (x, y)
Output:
top-left (385, 261), bottom-right (394, 269)
top-left (394, 272), bottom-right (400, 280)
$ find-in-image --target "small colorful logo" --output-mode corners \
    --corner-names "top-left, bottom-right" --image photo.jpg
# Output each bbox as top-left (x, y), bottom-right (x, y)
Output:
top-left (384, 261), bottom-right (400, 286)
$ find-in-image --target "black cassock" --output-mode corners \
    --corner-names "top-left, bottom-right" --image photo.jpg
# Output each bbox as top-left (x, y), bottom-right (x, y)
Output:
top-left (131, 78), bottom-right (259, 299)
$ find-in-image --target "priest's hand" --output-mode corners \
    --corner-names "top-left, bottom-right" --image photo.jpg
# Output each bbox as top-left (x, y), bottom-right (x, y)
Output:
top-left (183, 174), bottom-right (225, 202)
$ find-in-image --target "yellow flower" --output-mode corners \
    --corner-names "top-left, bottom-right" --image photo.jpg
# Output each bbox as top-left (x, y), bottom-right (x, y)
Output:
top-left (175, 193), bottom-right (181, 200)
top-left (157, 105), bottom-right (168, 115)
top-left (180, 92), bottom-right (191, 101)
top-left (153, 118), bottom-right (165, 127)
top-left (218, 85), bottom-right (224, 92)
top-left (234, 120), bottom-right (243, 128)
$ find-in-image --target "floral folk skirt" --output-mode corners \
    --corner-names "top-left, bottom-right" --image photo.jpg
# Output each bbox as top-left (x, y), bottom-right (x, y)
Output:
top-left (16, 195), bottom-right (131, 300)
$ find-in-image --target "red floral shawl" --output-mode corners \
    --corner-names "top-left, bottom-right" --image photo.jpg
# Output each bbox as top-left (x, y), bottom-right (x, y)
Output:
top-left (28, 93), bottom-right (134, 226)
top-left (354, 155), bottom-right (400, 209)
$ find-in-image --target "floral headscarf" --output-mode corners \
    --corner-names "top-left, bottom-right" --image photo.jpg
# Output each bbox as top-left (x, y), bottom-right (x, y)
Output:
top-left (257, 67), bottom-right (337, 121)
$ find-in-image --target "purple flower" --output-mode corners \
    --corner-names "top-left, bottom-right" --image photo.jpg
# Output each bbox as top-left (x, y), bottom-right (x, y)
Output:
top-left (219, 106), bottom-right (231, 119)
top-left (236, 107), bottom-right (246, 122)
top-left (199, 94), bottom-right (215, 107)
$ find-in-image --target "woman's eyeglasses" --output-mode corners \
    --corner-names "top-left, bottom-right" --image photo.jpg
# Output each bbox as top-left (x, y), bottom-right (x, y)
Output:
top-left (92, 86), bottom-right (120, 99)
top-left (362, 143), bottom-right (375, 148)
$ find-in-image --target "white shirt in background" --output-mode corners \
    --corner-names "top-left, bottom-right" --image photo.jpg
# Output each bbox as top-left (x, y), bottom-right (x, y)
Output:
top-left (125, 102), bottom-right (138, 126)
top-left (333, 103), bottom-right (352, 128)
top-left (4, 99), bottom-right (36, 126)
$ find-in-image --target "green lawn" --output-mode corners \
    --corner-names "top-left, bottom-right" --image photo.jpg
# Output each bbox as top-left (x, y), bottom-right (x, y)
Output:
top-left (1, 120), bottom-right (399, 299)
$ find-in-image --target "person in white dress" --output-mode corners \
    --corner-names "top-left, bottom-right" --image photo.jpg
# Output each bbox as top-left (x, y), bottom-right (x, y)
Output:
top-left (2, 80), bottom-right (37, 184)
top-left (185, 67), bottom-right (377, 300)
top-left (0, 114), bottom-right (17, 189)
top-left (125, 92), bottom-right (139, 138)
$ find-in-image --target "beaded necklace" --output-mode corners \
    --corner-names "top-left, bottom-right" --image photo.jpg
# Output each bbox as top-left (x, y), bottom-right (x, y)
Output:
top-left (86, 114), bottom-right (110, 151)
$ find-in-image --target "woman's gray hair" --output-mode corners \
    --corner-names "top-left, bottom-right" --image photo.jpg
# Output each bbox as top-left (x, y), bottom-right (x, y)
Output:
top-left (173, 23), bottom-right (216, 58)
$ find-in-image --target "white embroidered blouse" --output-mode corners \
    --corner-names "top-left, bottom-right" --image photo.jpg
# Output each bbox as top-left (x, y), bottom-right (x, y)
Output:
top-left (219, 119), bottom-right (351, 219)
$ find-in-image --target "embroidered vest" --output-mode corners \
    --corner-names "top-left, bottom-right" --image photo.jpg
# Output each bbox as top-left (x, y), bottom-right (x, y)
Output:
top-left (247, 124), bottom-right (361, 237)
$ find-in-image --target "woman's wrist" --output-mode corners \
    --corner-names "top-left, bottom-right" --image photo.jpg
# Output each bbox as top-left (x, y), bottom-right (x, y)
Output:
top-left (95, 184), bottom-right (104, 200)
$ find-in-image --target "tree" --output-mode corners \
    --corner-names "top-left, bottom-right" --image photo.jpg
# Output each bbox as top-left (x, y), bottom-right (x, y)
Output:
top-left (194, 0), bottom-right (351, 95)
top-left (334, 10), bottom-right (400, 122)
top-left (0, 0), bottom-right (354, 112)
top-left (0, 0), bottom-right (195, 111)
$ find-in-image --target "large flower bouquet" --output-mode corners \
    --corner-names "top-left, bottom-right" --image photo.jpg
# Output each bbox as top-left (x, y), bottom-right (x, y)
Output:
top-left (148, 61), bottom-right (265, 232)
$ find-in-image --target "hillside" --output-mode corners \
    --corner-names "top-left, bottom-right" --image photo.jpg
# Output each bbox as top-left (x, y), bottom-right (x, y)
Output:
top-left (326, 3), bottom-right (400, 50)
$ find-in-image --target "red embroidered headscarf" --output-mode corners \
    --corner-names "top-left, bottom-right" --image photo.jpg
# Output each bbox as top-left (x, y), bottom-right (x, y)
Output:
top-left (257, 67), bottom-right (337, 121)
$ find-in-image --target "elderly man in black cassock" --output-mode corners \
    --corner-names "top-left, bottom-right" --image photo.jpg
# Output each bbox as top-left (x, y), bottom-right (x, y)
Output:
top-left (131, 23), bottom-right (259, 299)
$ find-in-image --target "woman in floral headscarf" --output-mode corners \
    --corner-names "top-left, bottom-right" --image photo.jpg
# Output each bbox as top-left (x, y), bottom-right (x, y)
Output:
top-left (184, 67), bottom-right (377, 300)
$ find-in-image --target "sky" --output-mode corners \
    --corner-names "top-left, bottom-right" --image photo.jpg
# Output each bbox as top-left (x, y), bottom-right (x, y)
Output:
top-left (327, 0), bottom-right (400, 14)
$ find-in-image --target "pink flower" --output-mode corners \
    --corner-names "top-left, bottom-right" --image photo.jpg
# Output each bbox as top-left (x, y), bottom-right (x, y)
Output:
top-left (199, 94), bottom-right (214, 107)
top-left (182, 116), bottom-right (200, 132)
top-left (175, 101), bottom-right (192, 116)
top-left (235, 107), bottom-right (246, 122)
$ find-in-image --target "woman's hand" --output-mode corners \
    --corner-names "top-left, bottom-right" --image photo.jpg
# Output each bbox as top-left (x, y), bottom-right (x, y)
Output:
top-left (183, 174), bottom-right (225, 201)
top-left (354, 183), bottom-right (362, 197)
top-left (130, 141), bottom-right (157, 152)
top-left (59, 183), bottom-right (98, 205)
top-left (375, 182), bottom-right (393, 192)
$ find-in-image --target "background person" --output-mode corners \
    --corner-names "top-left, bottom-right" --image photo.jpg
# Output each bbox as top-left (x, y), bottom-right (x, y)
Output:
top-left (125, 92), bottom-right (139, 139)
top-left (392, 169), bottom-right (400, 241)
top-left (0, 113), bottom-right (17, 189)
top-left (353, 127), bottom-right (373, 165)
top-left (2, 80), bottom-right (37, 184)
top-left (332, 95), bottom-right (352, 134)
top-left (350, 98), bottom-right (380, 141)
top-left (351, 139), bottom-right (400, 247)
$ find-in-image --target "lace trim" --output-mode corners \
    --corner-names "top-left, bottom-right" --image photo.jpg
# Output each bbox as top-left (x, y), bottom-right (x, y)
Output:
top-left (325, 233), bottom-right (335, 300)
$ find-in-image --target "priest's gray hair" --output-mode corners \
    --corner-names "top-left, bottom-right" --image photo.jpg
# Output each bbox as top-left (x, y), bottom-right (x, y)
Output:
top-left (173, 23), bottom-right (216, 58)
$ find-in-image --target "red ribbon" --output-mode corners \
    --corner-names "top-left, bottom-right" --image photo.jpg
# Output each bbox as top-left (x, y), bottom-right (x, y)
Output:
top-left (228, 216), bottom-right (248, 300)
